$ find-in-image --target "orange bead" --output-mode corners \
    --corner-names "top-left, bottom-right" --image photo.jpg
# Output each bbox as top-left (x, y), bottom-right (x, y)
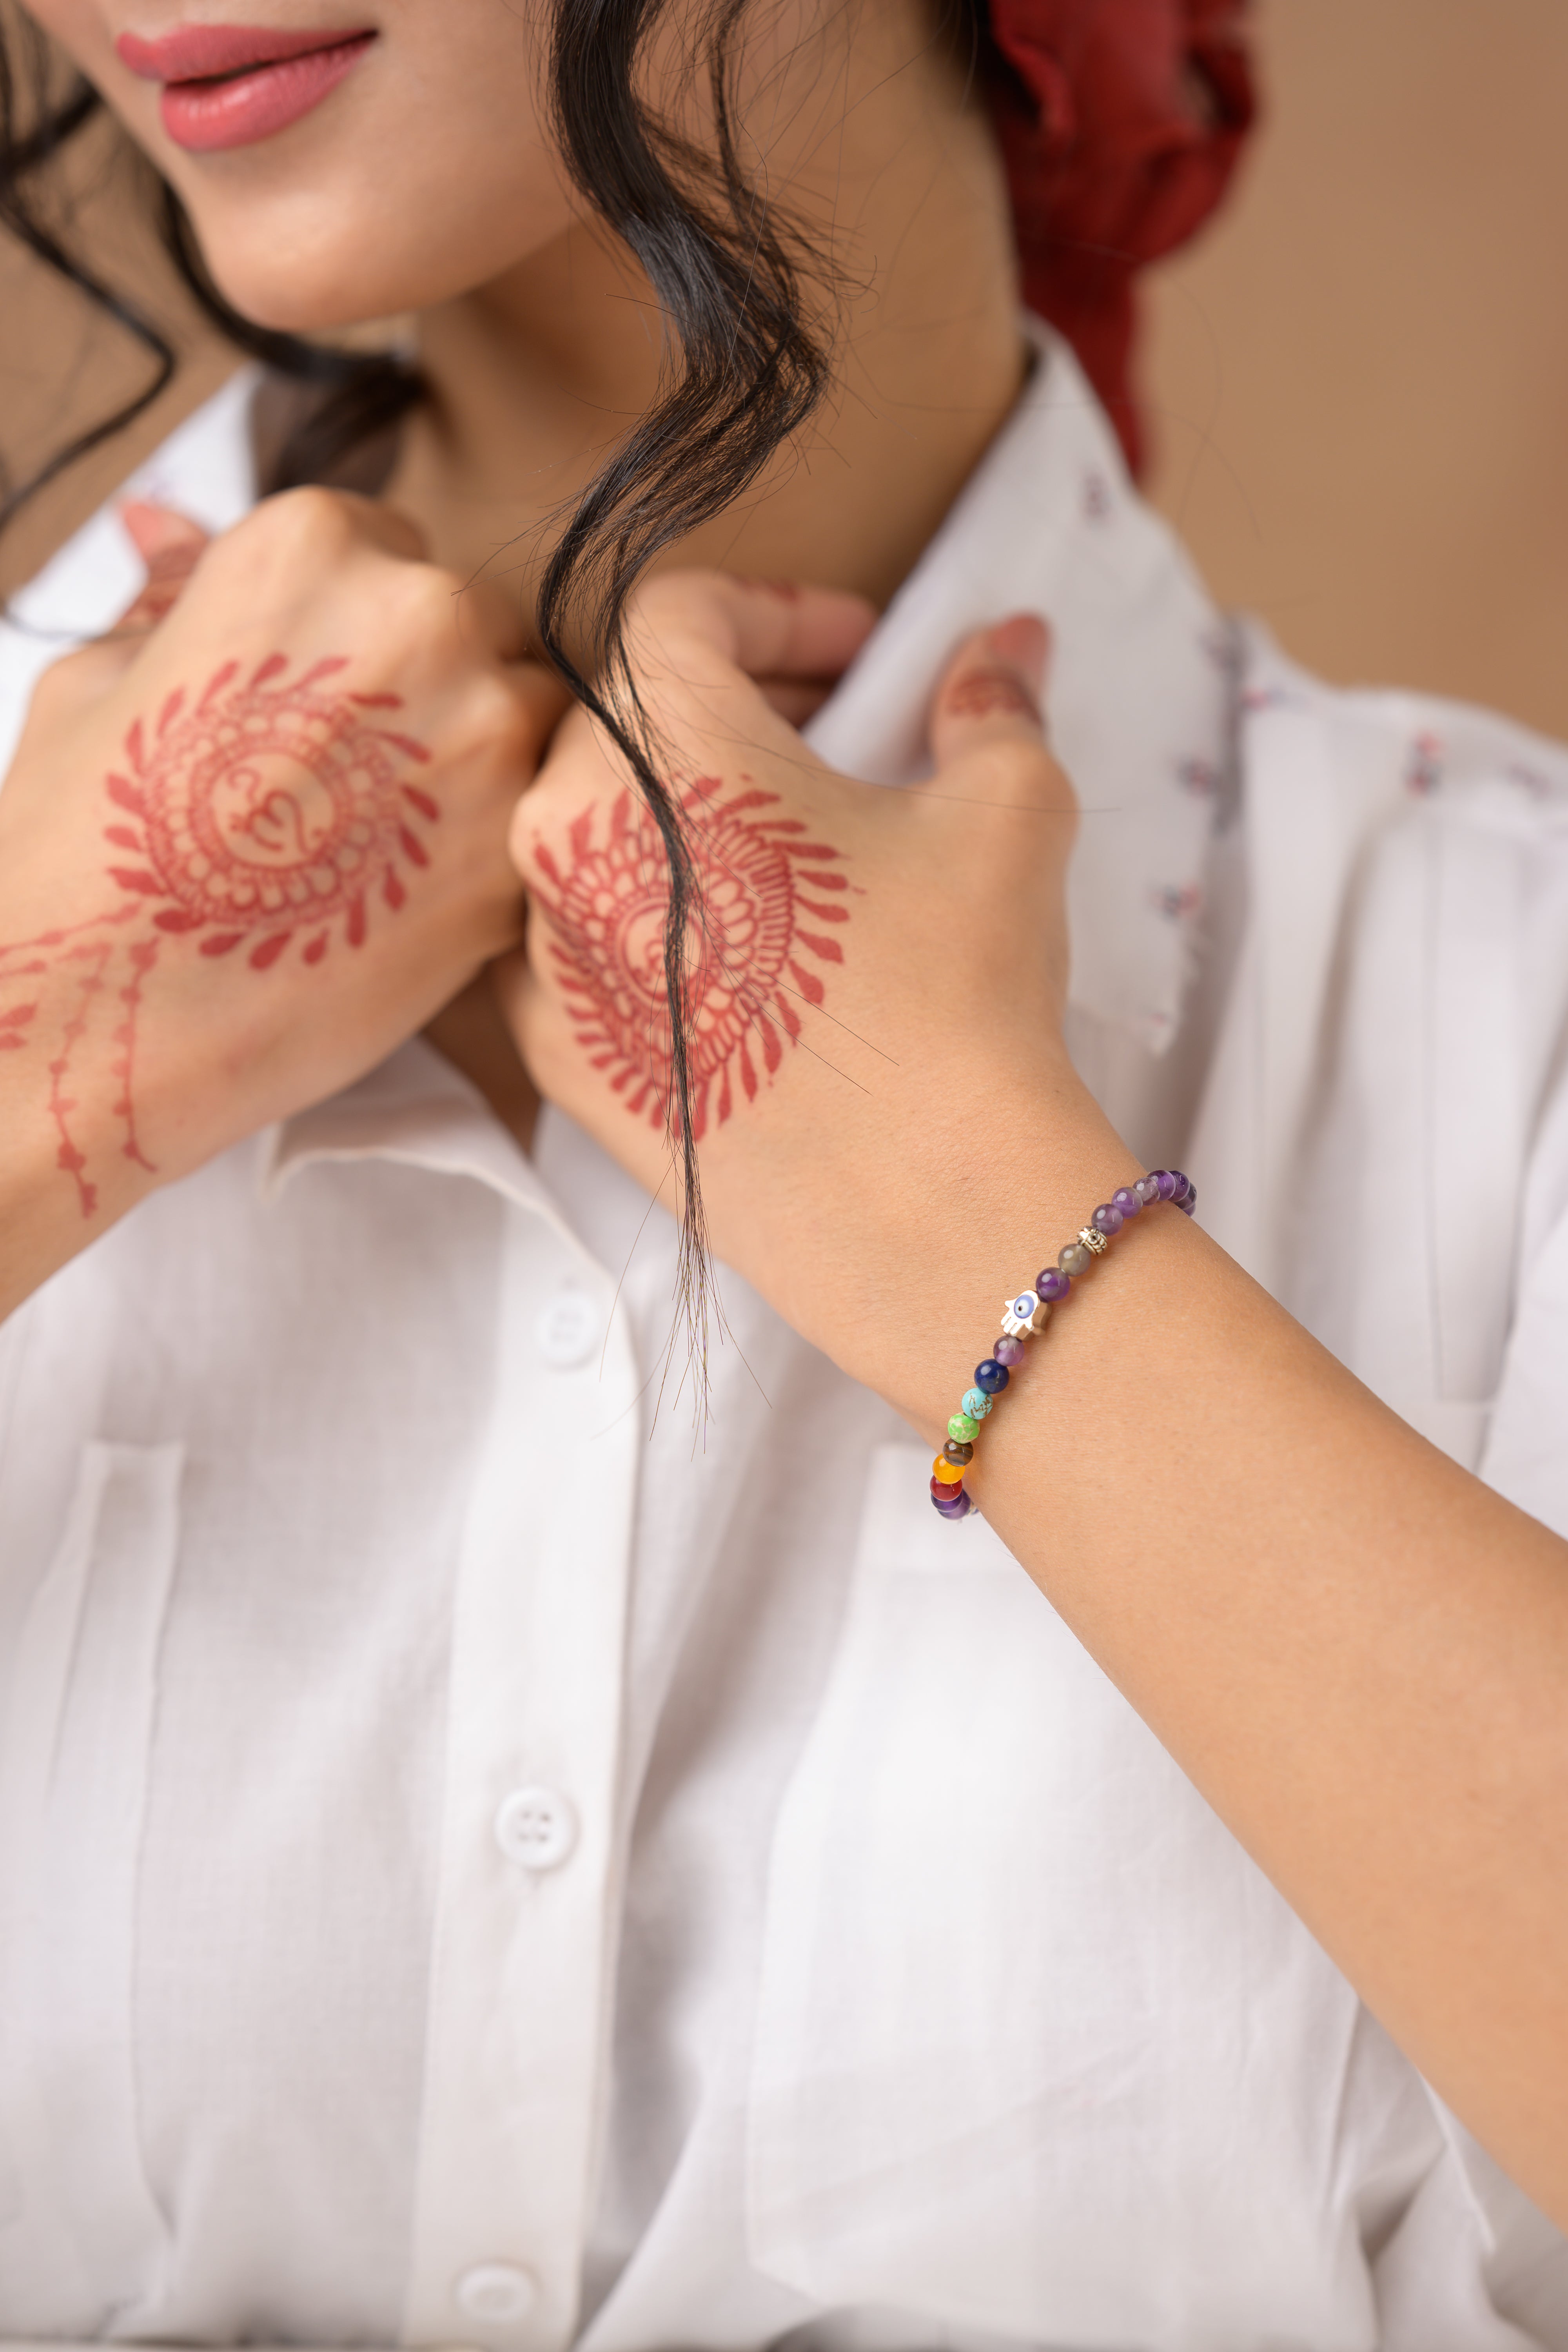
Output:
top-left (931, 1454), bottom-right (965, 1485)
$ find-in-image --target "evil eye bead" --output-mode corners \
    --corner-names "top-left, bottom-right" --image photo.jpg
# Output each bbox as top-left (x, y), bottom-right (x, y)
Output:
top-left (948, 1410), bottom-right (980, 1445)
top-left (974, 1359), bottom-right (1010, 1396)
top-left (1000, 1289), bottom-right (1048, 1338)
top-left (960, 1387), bottom-right (993, 1421)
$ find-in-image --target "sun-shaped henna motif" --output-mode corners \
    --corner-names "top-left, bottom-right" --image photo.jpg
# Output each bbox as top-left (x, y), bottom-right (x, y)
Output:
top-left (0, 650), bottom-right (436, 1217)
top-left (534, 775), bottom-right (849, 1140)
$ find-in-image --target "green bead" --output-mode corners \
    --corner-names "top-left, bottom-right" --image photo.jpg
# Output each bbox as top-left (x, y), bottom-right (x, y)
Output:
top-left (947, 1410), bottom-right (980, 1444)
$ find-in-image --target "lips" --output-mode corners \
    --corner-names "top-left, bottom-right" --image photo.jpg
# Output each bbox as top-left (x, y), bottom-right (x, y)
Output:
top-left (115, 22), bottom-right (376, 152)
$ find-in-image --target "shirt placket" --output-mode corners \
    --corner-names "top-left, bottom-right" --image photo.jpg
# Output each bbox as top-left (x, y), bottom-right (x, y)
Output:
top-left (397, 1189), bottom-right (640, 2352)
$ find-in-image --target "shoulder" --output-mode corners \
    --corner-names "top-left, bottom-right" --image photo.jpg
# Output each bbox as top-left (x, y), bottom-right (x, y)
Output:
top-left (0, 370), bottom-right (260, 779)
top-left (1235, 621), bottom-right (1568, 854)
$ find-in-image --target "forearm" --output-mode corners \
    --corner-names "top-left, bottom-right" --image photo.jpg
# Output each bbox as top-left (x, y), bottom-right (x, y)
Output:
top-left (766, 1063), bottom-right (1568, 2224)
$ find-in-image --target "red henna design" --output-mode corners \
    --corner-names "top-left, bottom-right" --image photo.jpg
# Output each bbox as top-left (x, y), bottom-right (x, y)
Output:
top-left (943, 669), bottom-right (1042, 722)
top-left (0, 652), bottom-right (436, 1216)
top-left (534, 775), bottom-right (848, 1141)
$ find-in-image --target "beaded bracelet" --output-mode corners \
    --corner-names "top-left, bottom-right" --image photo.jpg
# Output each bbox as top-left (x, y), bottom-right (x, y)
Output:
top-left (931, 1167), bottom-right (1197, 1520)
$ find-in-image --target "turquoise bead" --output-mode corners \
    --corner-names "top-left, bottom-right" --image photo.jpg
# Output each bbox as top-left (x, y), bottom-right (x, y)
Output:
top-left (960, 1387), bottom-right (993, 1421)
top-left (947, 1410), bottom-right (980, 1444)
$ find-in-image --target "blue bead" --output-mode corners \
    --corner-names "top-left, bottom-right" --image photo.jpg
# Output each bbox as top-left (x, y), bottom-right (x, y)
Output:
top-left (960, 1386), bottom-right (993, 1421)
top-left (974, 1358), bottom-right (1010, 1395)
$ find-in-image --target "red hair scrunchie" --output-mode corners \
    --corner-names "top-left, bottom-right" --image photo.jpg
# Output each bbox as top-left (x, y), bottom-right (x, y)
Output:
top-left (982, 0), bottom-right (1257, 476)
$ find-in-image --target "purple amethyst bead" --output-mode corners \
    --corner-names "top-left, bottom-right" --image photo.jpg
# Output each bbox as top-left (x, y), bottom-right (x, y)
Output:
top-left (1134, 1174), bottom-right (1161, 1207)
top-left (1036, 1268), bottom-right (1071, 1303)
top-left (993, 1336), bottom-right (1025, 1367)
top-left (1151, 1169), bottom-right (1178, 1201)
top-left (932, 1487), bottom-right (973, 1519)
top-left (975, 1358), bottom-right (1010, 1395)
top-left (1091, 1202), bottom-right (1124, 1236)
top-left (1169, 1169), bottom-right (1192, 1204)
top-left (1112, 1186), bottom-right (1142, 1218)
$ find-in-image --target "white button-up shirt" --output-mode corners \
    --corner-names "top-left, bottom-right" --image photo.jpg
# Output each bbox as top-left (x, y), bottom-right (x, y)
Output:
top-left (2, 333), bottom-right (1567, 2352)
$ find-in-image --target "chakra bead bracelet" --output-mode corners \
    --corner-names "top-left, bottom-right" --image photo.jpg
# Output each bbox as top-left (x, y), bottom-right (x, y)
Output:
top-left (931, 1168), bottom-right (1197, 1520)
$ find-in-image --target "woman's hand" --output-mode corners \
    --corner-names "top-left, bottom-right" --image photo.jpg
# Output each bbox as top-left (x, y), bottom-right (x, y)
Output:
top-left (498, 569), bottom-right (1102, 1399)
top-left (0, 488), bottom-right (564, 1318)
top-left (501, 571), bottom-right (1568, 2232)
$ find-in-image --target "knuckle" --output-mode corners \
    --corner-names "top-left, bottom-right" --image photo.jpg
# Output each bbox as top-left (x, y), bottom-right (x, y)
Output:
top-left (242, 482), bottom-right (362, 564)
top-left (204, 486), bottom-right (359, 589)
top-left (972, 738), bottom-right (1054, 798)
top-left (26, 639), bottom-right (122, 719)
top-left (261, 483), bottom-right (359, 545)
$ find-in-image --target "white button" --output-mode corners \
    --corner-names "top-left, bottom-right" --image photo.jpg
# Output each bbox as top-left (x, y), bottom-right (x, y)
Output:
top-left (533, 1287), bottom-right (600, 1368)
top-left (454, 2263), bottom-right (538, 2323)
top-left (494, 1784), bottom-right (578, 1871)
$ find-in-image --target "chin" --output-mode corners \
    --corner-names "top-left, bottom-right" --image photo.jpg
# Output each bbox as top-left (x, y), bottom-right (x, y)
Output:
top-left (172, 190), bottom-right (411, 333)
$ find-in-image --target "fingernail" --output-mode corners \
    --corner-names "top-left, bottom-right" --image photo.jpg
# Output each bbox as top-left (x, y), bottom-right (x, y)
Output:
top-left (118, 499), bottom-right (205, 558)
top-left (985, 613), bottom-right (1051, 684)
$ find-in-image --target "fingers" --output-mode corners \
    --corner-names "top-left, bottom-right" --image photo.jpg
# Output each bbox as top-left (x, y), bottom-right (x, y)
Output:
top-left (112, 501), bottom-right (211, 631)
top-left (627, 571), bottom-right (877, 704)
top-left (926, 614), bottom-right (1051, 768)
top-left (753, 675), bottom-right (841, 728)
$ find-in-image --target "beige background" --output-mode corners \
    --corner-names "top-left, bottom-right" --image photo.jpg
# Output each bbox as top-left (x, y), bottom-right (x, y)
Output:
top-left (1143, 0), bottom-right (1568, 739)
top-left (4, 0), bottom-right (1567, 739)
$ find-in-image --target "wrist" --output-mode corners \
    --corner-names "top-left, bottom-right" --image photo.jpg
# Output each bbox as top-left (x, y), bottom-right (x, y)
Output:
top-left (713, 1045), bottom-right (1143, 1434)
top-left (0, 989), bottom-right (167, 1321)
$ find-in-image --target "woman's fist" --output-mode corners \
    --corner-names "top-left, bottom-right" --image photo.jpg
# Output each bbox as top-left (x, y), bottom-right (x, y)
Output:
top-left (496, 570), bottom-right (1077, 1361)
top-left (0, 486), bottom-right (564, 1310)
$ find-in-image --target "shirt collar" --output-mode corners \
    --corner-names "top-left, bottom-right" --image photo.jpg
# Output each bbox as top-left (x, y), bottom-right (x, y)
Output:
top-left (806, 322), bottom-right (1234, 1051)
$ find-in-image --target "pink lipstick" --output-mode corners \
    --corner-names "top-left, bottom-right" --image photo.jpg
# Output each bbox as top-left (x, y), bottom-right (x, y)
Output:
top-left (116, 23), bottom-right (376, 152)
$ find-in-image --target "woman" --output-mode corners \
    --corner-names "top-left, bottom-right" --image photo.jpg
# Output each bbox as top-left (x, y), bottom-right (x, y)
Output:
top-left (1, 3), bottom-right (1566, 2348)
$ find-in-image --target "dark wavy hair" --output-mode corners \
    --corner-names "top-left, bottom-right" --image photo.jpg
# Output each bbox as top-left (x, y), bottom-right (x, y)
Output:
top-left (0, 0), bottom-right (916, 1339)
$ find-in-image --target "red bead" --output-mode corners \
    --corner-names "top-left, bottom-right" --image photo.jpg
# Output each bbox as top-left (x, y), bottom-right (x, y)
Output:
top-left (930, 1473), bottom-right (965, 1503)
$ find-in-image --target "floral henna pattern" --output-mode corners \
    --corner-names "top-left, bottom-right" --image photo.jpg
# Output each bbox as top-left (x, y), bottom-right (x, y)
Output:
top-left (533, 775), bottom-right (849, 1140)
top-left (0, 651), bottom-right (436, 1216)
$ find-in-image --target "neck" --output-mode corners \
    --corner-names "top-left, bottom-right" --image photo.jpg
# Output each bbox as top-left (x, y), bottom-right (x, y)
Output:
top-left (385, 11), bottom-right (1027, 627)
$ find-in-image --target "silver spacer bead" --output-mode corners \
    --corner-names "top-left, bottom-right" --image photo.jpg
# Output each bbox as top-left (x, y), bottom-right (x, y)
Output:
top-left (1078, 1226), bottom-right (1109, 1256)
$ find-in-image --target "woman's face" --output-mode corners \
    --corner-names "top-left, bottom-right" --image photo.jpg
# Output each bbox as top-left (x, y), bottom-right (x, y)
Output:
top-left (26, 2), bottom-right (580, 330)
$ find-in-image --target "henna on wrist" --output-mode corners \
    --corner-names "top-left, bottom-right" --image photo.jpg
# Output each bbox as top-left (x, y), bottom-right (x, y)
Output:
top-left (0, 652), bottom-right (435, 1218)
